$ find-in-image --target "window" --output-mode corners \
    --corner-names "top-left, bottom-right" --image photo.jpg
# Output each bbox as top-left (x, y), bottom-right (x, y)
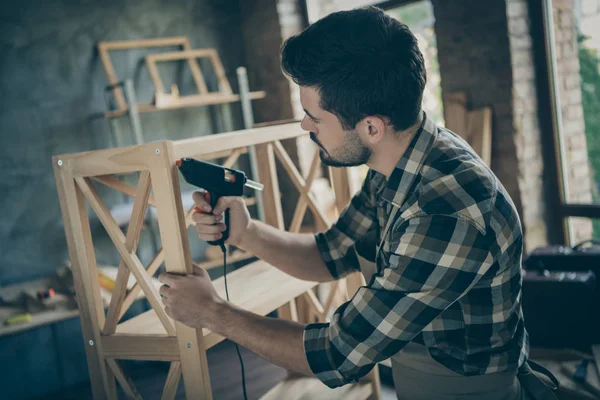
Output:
top-left (542, 0), bottom-right (600, 245)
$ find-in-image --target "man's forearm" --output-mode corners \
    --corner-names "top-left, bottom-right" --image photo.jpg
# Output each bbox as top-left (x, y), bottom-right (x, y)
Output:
top-left (210, 300), bottom-right (314, 376)
top-left (237, 220), bottom-right (334, 282)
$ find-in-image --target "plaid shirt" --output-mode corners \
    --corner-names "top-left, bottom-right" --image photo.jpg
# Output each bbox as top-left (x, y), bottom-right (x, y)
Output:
top-left (304, 112), bottom-right (529, 388)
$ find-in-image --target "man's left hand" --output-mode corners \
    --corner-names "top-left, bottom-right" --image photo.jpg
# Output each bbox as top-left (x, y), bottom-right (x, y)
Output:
top-left (158, 264), bottom-right (224, 330)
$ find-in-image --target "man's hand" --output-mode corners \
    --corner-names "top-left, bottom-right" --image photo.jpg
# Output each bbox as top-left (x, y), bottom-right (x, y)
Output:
top-left (191, 191), bottom-right (252, 247)
top-left (158, 264), bottom-right (224, 330)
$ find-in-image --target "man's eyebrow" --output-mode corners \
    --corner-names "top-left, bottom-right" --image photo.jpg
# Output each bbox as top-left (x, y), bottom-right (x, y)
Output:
top-left (303, 108), bottom-right (319, 121)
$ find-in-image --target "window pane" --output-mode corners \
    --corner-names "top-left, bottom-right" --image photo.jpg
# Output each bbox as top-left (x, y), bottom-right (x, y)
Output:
top-left (568, 217), bottom-right (599, 244)
top-left (553, 2), bottom-right (600, 206)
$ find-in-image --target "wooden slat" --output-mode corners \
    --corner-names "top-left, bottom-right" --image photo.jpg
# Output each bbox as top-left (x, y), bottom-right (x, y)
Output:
top-left (174, 123), bottom-right (306, 159)
top-left (102, 336), bottom-right (180, 361)
top-left (99, 37), bottom-right (190, 51)
top-left (116, 260), bottom-right (318, 348)
top-left (92, 175), bottom-right (157, 207)
top-left (105, 91), bottom-right (265, 118)
top-left (255, 143), bottom-right (284, 229)
top-left (162, 362), bottom-right (183, 400)
top-left (181, 38), bottom-right (208, 96)
top-left (260, 377), bottom-right (372, 400)
top-left (443, 91), bottom-right (468, 135)
top-left (104, 172), bottom-right (152, 334)
top-left (149, 141), bottom-right (213, 399)
top-left (466, 107), bottom-right (492, 166)
top-left (118, 247), bottom-right (165, 320)
top-left (303, 289), bottom-right (325, 318)
top-left (222, 147), bottom-right (244, 169)
top-left (289, 150), bottom-right (321, 233)
top-left (60, 141), bottom-right (161, 178)
top-left (53, 158), bottom-right (114, 399)
top-left (272, 140), bottom-right (330, 227)
top-left (106, 358), bottom-right (143, 400)
top-left (75, 177), bottom-right (175, 336)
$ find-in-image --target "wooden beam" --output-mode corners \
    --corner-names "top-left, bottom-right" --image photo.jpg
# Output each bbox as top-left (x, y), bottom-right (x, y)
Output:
top-left (106, 358), bottom-right (143, 400)
top-left (102, 336), bottom-right (180, 361)
top-left (162, 362), bottom-right (183, 400)
top-left (53, 158), bottom-right (115, 399)
top-left (149, 141), bottom-right (213, 399)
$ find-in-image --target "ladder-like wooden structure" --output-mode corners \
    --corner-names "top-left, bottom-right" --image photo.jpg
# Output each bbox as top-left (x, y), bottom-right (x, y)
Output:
top-left (53, 122), bottom-right (381, 399)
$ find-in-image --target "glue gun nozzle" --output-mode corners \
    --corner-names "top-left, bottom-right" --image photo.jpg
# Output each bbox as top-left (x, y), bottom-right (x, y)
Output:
top-left (176, 159), bottom-right (182, 167)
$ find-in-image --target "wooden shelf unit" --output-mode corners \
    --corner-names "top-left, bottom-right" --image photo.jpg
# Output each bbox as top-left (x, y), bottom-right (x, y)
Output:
top-left (53, 122), bottom-right (381, 399)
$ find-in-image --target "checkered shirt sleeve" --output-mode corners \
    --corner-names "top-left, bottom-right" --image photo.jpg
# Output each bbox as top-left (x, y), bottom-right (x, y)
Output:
top-left (314, 173), bottom-right (379, 279)
top-left (304, 215), bottom-right (495, 388)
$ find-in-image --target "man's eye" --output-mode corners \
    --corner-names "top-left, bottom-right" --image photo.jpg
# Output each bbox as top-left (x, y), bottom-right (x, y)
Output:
top-left (308, 115), bottom-right (319, 124)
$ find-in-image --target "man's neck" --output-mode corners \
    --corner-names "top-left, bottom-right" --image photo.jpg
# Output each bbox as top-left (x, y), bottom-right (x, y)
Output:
top-left (367, 112), bottom-right (424, 179)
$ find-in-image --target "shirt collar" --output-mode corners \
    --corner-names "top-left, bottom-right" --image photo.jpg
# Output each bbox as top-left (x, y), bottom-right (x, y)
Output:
top-left (381, 111), bottom-right (437, 208)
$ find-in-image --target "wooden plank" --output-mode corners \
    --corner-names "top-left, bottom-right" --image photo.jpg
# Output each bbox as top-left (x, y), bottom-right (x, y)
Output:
top-left (153, 92), bottom-right (265, 110)
top-left (181, 38), bottom-right (208, 96)
top-left (272, 140), bottom-right (330, 228)
top-left (162, 362), bottom-right (183, 400)
top-left (53, 158), bottom-right (114, 399)
top-left (443, 91), bottom-right (468, 136)
top-left (260, 377), bottom-right (372, 400)
top-left (149, 141), bottom-right (213, 400)
top-left (173, 123), bottom-right (306, 159)
top-left (75, 177), bottom-right (176, 336)
top-left (106, 358), bottom-right (143, 400)
top-left (104, 171), bottom-right (152, 334)
top-left (56, 141), bottom-right (160, 178)
top-left (104, 90), bottom-right (265, 118)
top-left (329, 167), bottom-right (352, 217)
top-left (466, 107), bottom-right (492, 166)
top-left (102, 336), bottom-right (180, 361)
top-left (116, 260), bottom-right (318, 345)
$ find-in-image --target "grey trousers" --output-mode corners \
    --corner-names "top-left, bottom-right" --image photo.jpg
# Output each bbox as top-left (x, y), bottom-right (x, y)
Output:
top-left (391, 342), bottom-right (525, 400)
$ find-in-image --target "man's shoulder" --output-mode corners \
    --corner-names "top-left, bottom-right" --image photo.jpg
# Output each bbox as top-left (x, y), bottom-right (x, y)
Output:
top-left (408, 128), bottom-right (504, 234)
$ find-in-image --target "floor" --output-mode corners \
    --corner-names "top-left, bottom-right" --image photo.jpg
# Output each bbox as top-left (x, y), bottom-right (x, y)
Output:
top-left (43, 341), bottom-right (599, 400)
top-left (43, 339), bottom-right (397, 400)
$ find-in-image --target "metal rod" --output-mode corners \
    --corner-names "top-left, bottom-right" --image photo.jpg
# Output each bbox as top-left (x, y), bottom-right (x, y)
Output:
top-left (237, 66), bottom-right (265, 222)
top-left (123, 79), bottom-right (146, 146)
top-left (245, 179), bottom-right (264, 192)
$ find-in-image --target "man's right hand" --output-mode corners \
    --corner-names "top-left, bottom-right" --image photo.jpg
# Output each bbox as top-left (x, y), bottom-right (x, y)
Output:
top-left (191, 191), bottom-right (252, 247)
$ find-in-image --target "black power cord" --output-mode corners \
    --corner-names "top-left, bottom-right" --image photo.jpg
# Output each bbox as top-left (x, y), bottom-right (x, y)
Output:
top-left (220, 243), bottom-right (248, 400)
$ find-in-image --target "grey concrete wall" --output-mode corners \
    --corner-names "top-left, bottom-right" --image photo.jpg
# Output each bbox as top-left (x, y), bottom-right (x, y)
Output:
top-left (0, 0), bottom-right (246, 285)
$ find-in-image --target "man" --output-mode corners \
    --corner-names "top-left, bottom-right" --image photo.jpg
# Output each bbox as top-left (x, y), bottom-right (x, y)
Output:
top-left (158, 7), bottom-right (556, 399)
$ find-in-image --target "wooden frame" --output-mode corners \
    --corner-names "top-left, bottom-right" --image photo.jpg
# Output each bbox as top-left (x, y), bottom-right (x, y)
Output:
top-left (98, 38), bottom-right (266, 117)
top-left (53, 122), bottom-right (381, 399)
top-left (98, 37), bottom-right (199, 114)
top-left (145, 49), bottom-right (265, 110)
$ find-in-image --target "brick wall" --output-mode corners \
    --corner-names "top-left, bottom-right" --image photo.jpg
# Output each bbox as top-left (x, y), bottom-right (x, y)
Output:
top-left (431, 0), bottom-right (546, 248)
top-left (506, 0), bottom-right (549, 251)
top-left (554, 0), bottom-right (594, 243)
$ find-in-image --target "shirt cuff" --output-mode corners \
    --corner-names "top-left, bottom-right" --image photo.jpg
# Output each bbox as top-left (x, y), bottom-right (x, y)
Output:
top-left (314, 232), bottom-right (343, 279)
top-left (303, 322), bottom-right (348, 388)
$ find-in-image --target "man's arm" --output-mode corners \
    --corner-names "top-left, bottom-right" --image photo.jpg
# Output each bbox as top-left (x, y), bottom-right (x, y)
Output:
top-left (210, 300), bottom-right (314, 376)
top-left (237, 220), bottom-right (333, 282)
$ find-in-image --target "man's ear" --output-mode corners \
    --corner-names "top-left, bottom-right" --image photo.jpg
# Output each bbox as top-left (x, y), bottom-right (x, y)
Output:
top-left (357, 116), bottom-right (386, 145)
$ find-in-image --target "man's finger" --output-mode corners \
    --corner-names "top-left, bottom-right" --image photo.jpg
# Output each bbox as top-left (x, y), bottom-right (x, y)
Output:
top-left (158, 272), bottom-right (181, 286)
top-left (192, 264), bottom-right (207, 276)
top-left (159, 284), bottom-right (170, 298)
top-left (192, 191), bottom-right (212, 212)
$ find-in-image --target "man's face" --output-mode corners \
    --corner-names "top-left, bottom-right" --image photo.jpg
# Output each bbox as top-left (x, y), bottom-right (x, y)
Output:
top-left (299, 86), bottom-right (371, 167)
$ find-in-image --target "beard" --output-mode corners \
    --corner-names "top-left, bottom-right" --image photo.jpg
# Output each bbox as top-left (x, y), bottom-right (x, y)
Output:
top-left (310, 131), bottom-right (371, 168)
